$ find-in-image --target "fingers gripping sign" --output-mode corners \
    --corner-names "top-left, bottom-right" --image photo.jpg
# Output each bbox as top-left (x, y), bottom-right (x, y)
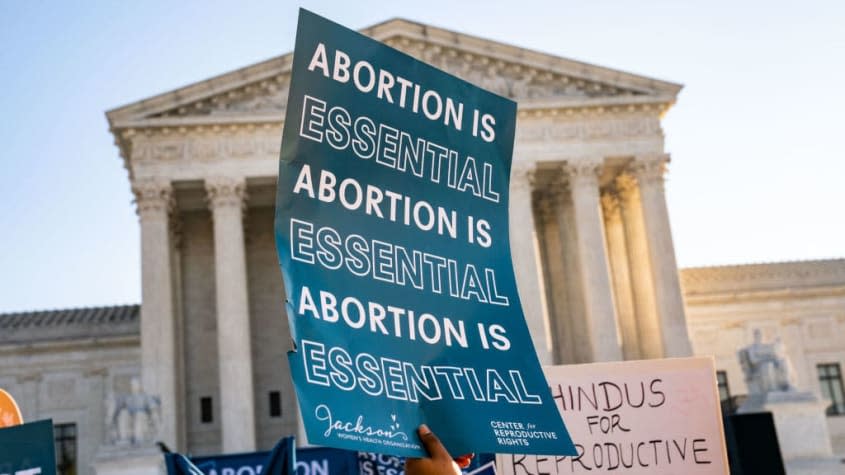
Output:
top-left (406, 425), bottom-right (475, 475)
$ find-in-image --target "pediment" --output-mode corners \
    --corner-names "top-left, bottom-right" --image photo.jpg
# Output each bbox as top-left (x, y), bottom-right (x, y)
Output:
top-left (107, 18), bottom-right (681, 129)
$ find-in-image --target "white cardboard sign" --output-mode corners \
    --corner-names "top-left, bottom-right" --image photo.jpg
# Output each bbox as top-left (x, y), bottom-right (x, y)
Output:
top-left (497, 357), bottom-right (729, 474)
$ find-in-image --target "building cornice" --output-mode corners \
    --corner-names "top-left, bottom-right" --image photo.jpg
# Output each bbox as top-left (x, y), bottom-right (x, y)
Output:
top-left (0, 334), bottom-right (140, 356)
top-left (0, 304), bottom-right (140, 345)
top-left (681, 259), bottom-right (845, 295)
top-left (110, 94), bottom-right (674, 132)
top-left (683, 284), bottom-right (845, 306)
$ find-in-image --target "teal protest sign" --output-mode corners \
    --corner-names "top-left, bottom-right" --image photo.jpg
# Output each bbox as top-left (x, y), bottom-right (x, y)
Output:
top-left (0, 419), bottom-right (57, 475)
top-left (275, 9), bottom-right (576, 457)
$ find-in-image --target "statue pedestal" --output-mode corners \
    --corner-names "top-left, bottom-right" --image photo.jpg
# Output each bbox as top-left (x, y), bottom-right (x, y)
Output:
top-left (93, 445), bottom-right (165, 475)
top-left (738, 391), bottom-right (843, 475)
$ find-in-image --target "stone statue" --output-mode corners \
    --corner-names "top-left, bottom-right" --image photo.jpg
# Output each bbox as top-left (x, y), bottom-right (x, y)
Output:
top-left (773, 336), bottom-right (798, 389)
top-left (735, 330), bottom-right (841, 471)
top-left (105, 377), bottom-right (161, 446)
top-left (738, 329), bottom-right (797, 394)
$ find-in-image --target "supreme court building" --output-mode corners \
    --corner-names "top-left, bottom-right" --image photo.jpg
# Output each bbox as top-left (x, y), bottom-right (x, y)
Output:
top-left (1, 18), bottom-right (843, 474)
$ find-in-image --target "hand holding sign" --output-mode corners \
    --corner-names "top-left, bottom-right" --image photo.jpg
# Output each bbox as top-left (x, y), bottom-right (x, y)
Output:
top-left (406, 425), bottom-right (463, 475)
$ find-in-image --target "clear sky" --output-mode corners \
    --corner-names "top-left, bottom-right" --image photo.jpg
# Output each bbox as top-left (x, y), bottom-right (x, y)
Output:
top-left (0, 0), bottom-right (842, 313)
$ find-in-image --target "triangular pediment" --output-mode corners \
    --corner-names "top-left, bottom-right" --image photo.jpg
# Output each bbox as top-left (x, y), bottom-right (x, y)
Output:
top-left (107, 18), bottom-right (681, 129)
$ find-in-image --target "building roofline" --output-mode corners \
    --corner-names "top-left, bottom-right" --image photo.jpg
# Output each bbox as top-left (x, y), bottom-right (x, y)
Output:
top-left (0, 304), bottom-right (140, 345)
top-left (106, 16), bottom-right (682, 126)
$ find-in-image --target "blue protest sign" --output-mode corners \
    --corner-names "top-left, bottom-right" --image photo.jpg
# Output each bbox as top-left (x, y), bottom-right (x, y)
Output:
top-left (295, 447), bottom-right (357, 475)
top-left (261, 437), bottom-right (295, 475)
top-left (296, 454), bottom-right (341, 475)
top-left (357, 452), bottom-right (403, 475)
top-left (165, 454), bottom-right (205, 475)
top-left (188, 446), bottom-right (356, 475)
top-left (188, 451), bottom-right (265, 475)
top-left (0, 419), bottom-right (57, 475)
top-left (275, 9), bottom-right (576, 457)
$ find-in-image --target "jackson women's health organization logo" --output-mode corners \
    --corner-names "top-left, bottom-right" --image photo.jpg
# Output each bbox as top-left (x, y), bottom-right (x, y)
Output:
top-left (315, 403), bottom-right (410, 442)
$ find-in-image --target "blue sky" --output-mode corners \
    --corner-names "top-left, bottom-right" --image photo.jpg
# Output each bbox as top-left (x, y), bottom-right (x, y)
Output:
top-left (0, 0), bottom-right (842, 312)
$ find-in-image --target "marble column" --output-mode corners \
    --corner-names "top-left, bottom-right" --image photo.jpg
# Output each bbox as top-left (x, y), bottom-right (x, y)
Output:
top-left (534, 189), bottom-right (576, 365)
top-left (206, 176), bottom-right (256, 453)
top-left (168, 215), bottom-right (187, 452)
top-left (562, 160), bottom-right (622, 362)
top-left (630, 155), bottom-right (693, 357)
top-left (554, 188), bottom-right (592, 363)
top-left (132, 177), bottom-right (182, 449)
top-left (601, 192), bottom-right (641, 360)
top-left (615, 174), bottom-right (663, 359)
top-left (510, 162), bottom-right (553, 365)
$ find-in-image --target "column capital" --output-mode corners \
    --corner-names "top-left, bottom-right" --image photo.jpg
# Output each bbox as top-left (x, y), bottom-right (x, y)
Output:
top-left (170, 212), bottom-right (184, 249)
top-left (614, 173), bottom-right (638, 203)
top-left (562, 157), bottom-right (604, 186)
top-left (630, 154), bottom-right (670, 186)
top-left (613, 172), bottom-right (637, 200)
top-left (206, 176), bottom-right (247, 210)
top-left (532, 189), bottom-right (560, 222)
top-left (510, 161), bottom-right (537, 192)
top-left (600, 191), bottom-right (621, 220)
top-left (132, 178), bottom-right (173, 218)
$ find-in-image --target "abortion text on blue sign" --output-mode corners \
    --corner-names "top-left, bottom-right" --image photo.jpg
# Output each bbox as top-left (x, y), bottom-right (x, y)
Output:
top-left (190, 447), bottom-right (357, 475)
top-left (275, 8), bottom-right (576, 457)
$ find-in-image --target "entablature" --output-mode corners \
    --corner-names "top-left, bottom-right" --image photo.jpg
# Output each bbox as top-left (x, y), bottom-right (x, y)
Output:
top-left (108, 17), bottom-right (682, 178)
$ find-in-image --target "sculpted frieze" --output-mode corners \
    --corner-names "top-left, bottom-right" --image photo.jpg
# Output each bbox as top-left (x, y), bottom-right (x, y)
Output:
top-left (226, 136), bottom-right (260, 158)
top-left (515, 116), bottom-right (662, 144)
top-left (192, 139), bottom-right (219, 161)
top-left (148, 141), bottom-right (185, 161)
top-left (152, 74), bottom-right (291, 119)
top-left (209, 85), bottom-right (289, 117)
top-left (131, 134), bottom-right (281, 163)
top-left (130, 114), bottom-right (658, 165)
